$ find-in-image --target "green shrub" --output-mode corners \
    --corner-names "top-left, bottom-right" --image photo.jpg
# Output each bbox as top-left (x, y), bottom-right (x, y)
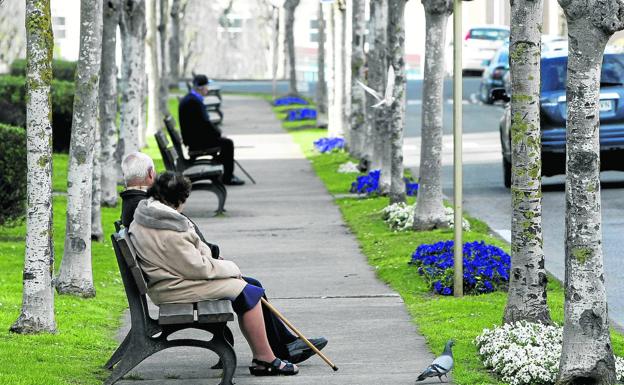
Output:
top-left (10, 58), bottom-right (77, 81)
top-left (0, 124), bottom-right (26, 225)
top-left (0, 75), bottom-right (74, 152)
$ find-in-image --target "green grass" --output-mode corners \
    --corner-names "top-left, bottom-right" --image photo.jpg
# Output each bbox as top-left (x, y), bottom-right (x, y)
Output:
top-left (0, 164), bottom-right (127, 384)
top-left (283, 124), bottom-right (624, 385)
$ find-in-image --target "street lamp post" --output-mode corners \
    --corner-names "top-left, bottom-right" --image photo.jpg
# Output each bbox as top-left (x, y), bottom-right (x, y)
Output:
top-left (453, 0), bottom-right (463, 297)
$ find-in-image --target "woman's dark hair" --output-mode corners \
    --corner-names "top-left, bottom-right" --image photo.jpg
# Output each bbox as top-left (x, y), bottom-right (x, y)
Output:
top-left (148, 171), bottom-right (192, 208)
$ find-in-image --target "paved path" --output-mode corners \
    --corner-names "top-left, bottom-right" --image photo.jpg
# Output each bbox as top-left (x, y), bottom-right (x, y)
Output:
top-left (115, 95), bottom-right (446, 385)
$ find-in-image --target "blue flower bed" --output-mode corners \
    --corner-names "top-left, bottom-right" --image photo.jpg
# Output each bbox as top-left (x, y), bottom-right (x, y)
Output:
top-left (409, 240), bottom-right (511, 296)
top-left (313, 137), bottom-right (345, 153)
top-left (274, 96), bottom-right (309, 106)
top-left (286, 108), bottom-right (317, 121)
top-left (350, 170), bottom-right (419, 196)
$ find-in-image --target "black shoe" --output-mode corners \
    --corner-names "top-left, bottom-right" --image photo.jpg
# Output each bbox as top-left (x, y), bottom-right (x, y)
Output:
top-left (224, 175), bottom-right (245, 185)
top-left (286, 337), bottom-right (328, 364)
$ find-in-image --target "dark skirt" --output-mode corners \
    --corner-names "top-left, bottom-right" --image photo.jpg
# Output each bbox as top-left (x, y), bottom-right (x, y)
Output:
top-left (231, 283), bottom-right (265, 315)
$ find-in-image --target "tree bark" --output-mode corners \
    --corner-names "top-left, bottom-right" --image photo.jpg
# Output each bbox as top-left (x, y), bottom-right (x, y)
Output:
top-left (503, 0), bottom-right (551, 326)
top-left (284, 0), bottom-right (300, 95)
top-left (387, 0), bottom-right (407, 204)
top-left (271, 5), bottom-right (280, 99)
top-left (413, 0), bottom-right (452, 230)
top-left (56, 0), bottom-right (103, 297)
top-left (349, 0), bottom-right (366, 159)
top-left (11, 0), bottom-right (56, 334)
top-left (341, 1), bottom-right (351, 146)
top-left (146, 0), bottom-right (160, 138)
top-left (158, 0), bottom-right (169, 116)
top-left (119, 0), bottom-right (146, 159)
top-left (100, 0), bottom-right (120, 208)
top-left (316, 2), bottom-right (328, 123)
top-left (91, 115), bottom-right (103, 242)
top-left (329, 1), bottom-right (345, 138)
top-left (556, 2), bottom-right (624, 383)
top-left (169, 0), bottom-right (181, 83)
top-left (326, 3), bottom-right (337, 136)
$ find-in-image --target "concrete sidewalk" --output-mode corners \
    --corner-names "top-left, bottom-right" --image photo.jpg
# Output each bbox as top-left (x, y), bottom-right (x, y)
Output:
top-left (116, 95), bottom-right (446, 385)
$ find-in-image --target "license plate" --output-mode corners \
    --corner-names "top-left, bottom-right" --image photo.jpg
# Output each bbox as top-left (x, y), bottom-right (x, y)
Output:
top-left (600, 100), bottom-right (614, 112)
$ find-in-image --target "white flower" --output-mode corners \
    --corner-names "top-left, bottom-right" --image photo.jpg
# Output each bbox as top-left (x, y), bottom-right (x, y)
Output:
top-left (381, 203), bottom-right (471, 232)
top-left (337, 161), bottom-right (360, 174)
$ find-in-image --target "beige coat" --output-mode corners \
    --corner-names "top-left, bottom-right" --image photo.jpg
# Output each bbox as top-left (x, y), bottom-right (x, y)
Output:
top-left (128, 198), bottom-right (246, 304)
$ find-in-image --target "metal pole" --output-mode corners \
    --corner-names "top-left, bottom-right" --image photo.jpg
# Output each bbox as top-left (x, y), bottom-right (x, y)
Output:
top-left (453, 0), bottom-right (463, 298)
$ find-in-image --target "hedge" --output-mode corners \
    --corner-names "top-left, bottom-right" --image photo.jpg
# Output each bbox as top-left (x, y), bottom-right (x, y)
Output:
top-left (10, 58), bottom-right (77, 82)
top-left (0, 124), bottom-right (26, 225)
top-left (0, 75), bottom-right (74, 152)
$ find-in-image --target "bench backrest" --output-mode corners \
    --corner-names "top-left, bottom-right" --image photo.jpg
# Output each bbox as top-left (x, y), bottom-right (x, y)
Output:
top-left (163, 115), bottom-right (186, 163)
top-left (155, 130), bottom-right (175, 172)
top-left (115, 230), bottom-right (149, 295)
top-left (166, 146), bottom-right (186, 173)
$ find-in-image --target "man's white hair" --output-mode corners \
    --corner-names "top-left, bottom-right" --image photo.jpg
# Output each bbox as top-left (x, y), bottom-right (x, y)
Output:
top-left (121, 152), bottom-right (155, 186)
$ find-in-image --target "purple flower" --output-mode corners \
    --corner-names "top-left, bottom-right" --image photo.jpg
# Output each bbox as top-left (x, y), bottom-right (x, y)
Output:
top-left (314, 137), bottom-right (345, 153)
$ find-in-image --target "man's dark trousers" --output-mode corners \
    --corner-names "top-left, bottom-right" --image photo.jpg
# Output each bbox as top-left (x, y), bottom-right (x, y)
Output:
top-left (212, 137), bottom-right (235, 182)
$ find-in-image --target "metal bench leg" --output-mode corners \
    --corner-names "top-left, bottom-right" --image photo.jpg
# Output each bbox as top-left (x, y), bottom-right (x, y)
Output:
top-left (104, 332), bottom-right (131, 369)
top-left (192, 181), bottom-right (227, 215)
top-left (234, 159), bottom-right (256, 184)
top-left (104, 334), bottom-right (167, 385)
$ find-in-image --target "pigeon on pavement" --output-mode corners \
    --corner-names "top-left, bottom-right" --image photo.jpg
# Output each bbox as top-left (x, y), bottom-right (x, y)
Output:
top-left (416, 340), bottom-right (454, 383)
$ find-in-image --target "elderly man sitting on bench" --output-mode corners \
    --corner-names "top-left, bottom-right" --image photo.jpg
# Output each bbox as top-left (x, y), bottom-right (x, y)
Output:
top-left (179, 74), bottom-right (244, 186)
top-left (119, 152), bottom-right (328, 365)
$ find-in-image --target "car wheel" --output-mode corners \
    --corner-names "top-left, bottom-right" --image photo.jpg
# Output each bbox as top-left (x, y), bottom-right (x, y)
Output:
top-left (503, 157), bottom-right (511, 188)
top-left (480, 84), bottom-right (493, 104)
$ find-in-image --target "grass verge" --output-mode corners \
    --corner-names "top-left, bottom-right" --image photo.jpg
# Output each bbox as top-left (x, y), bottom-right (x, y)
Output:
top-left (275, 108), bottom-right (624, 384)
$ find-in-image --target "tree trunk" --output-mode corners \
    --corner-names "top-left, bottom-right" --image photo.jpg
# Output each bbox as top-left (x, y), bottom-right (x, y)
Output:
top-left (284, 0), bottom-right (300, 95)
top-left (91, 116), bottom-right (103, 242)
top-left (503, 0), bottom-right (551, 325)
top-left (158, 0), bottom-right (169, 116)
top-left (349, 0), bottom-right (366, 159)
top-left (387, 0), bottom-right (407, 204)
top-left (119, 0), bottom-right (146, 159)
top-left (169, 0), bottom-right (181, 83)
top-left (100, 0), bottom-right (120, 207)
top-left (556, 3), bottom-right (624, 383)
top-left (316, 2), bottom-right (328, 124)
top-left (272, 5), bottom-right (280, 99)
top-left (329, 1), bottom-right (345, 138)
top-left (146, 0), bottom-right (160, 138)
top-left (413, 1), bottom-right (451, 230)
top-left (341, 1), bottom-right (351, 148)
top-left (56, 0), bottom-right (103, 297)
top-left (11, 0), bottom-right (56, 334)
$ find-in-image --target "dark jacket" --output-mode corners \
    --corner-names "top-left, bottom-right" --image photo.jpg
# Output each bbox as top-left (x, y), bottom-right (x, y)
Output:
top-left (120, 188), bottom-right (220, 258)
top-left (178, 92), bottom-right (222, 151)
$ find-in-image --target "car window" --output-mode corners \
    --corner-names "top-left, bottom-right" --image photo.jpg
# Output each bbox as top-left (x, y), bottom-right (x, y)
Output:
top-left (468, 28), bottom-right (510, 41)
top-left (541, 54), bottom-right (624, 92)
top-left (498, 50), bottom-right (509, 66)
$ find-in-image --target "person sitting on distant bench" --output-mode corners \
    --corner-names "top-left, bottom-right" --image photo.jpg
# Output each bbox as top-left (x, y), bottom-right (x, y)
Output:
top-left (119, 152), bottom-right (328, 364)
top-left (179, 74), bottom-right (245, 186)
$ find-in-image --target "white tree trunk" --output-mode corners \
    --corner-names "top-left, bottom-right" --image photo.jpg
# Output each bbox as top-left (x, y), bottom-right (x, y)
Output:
top-left (158, 0), bottom-right (169, 116)
top-left (557, 3), bottom-right (624, 383)
top-left (168, 0), bottom-right (181, 83)
top-left (11, 0), bottom-right (56, 334)
top-left (284, 0), bottom-right (300, 95)
top-left (56, 0), bottom-right (103, 297)
top-left (326, 3), bottom-right (338, 137)
top-left (341, 1), bottom-right (351, 146)
top-left (503, 0), bottom-right (551, 325)
top-left (413, 1), bottom-right (451, 230)
top-left (91, 115), bottom-right (103, 242)
top-left (316, 2), bottom-right (328, 124)
top-left (100, 0), bottom-right (120, 207)
top-left (119, 0), bottom-right (146, 158)
top-left (387, 0), bottom-right (406, 204)
top-left (146, 0), bottom-right (160, 138)
top-left (329, 2), bottom-right (345, 138)
top-left (349, 0), bottom-right (366, 159)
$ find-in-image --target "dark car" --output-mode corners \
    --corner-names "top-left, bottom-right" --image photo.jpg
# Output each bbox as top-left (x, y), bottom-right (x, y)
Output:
top-left (495, 50), bottom-right (624, 187)
top-left (479, 42), bottom-right (509, 104)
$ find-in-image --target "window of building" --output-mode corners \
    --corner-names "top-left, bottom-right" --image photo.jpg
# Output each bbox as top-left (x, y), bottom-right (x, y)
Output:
top-left (52, 16), bottom-right (65, 26)
top-left (217, 15), bottom-right (243, 33)
top-left (309, 18), bottom-right (319, 43)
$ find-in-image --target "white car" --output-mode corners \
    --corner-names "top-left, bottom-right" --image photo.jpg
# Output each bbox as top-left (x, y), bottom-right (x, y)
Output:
top-left (446, 25), bottom-right (510, 75)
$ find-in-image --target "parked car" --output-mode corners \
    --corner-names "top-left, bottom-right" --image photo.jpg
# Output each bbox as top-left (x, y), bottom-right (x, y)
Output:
top-left (494, 50), bottom-right (624, 187)
top-left (446, 25), bottom-right (510, 75)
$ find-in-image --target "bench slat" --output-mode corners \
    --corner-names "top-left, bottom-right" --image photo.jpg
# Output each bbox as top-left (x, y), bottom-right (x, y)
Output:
top-left (197, 300), bottom-right (234, 323)
top-left (159, 303), bottom-right (195, 325)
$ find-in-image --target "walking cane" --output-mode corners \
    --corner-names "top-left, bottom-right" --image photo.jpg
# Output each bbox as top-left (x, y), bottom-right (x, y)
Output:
top-left (260, 298), bottom-right (339, 371)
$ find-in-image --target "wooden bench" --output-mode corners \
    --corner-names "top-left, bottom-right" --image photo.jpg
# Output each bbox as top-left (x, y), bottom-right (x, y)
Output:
top-left (155, 130), bottom-right (227, 214)
top-left (104, 230), bottom-right (237, 385)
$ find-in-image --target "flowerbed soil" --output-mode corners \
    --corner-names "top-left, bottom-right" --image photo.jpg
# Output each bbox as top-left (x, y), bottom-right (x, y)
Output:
top-left (280, 121), bottom-right (624, 385)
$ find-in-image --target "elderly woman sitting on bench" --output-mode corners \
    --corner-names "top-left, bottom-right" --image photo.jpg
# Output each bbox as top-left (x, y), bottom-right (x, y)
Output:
top-left (128, 171), bottom-right (298, 376)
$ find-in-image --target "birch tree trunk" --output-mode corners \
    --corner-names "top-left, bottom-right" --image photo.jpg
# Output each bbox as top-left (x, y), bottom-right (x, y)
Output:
top-left (56, 0), bottom-right (103, 297)
top-left (10, 0), bottom-right (56, 334)
top-left (158, 0), bottom-right (169, 115)
top-left (326, 3), bottom-right (337, 136)
top-left (316, 2), bottom-right (328, 125)
top-left (119, 0), bottom-right (146, 159)
top-left (284, 0), bottom-right (300, 95)
top-left (413, 0), bottom-right (451, 230)
top-left (100, 0), bottom-right (120, 207)
top-left (503, 0), bottom-right (551, 325)
top-left (146, 0), bottom-right (159, 137)
top-left (341, 1), bottom-right (351, 147)
top-left (349, 0), bottom-right (366, 159)
top-left (169, 0), bottom-right (181, 84)
top-left (556, 2), bottom-right (624, 383)
top-left (91, 116), bottom-right (103, 242)
top-left (272, 5), bottom-right (280, 99)
top-left (387, 0), bottom-right (407, 204)
top-left (329, 1), bottom-right (345, 138)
